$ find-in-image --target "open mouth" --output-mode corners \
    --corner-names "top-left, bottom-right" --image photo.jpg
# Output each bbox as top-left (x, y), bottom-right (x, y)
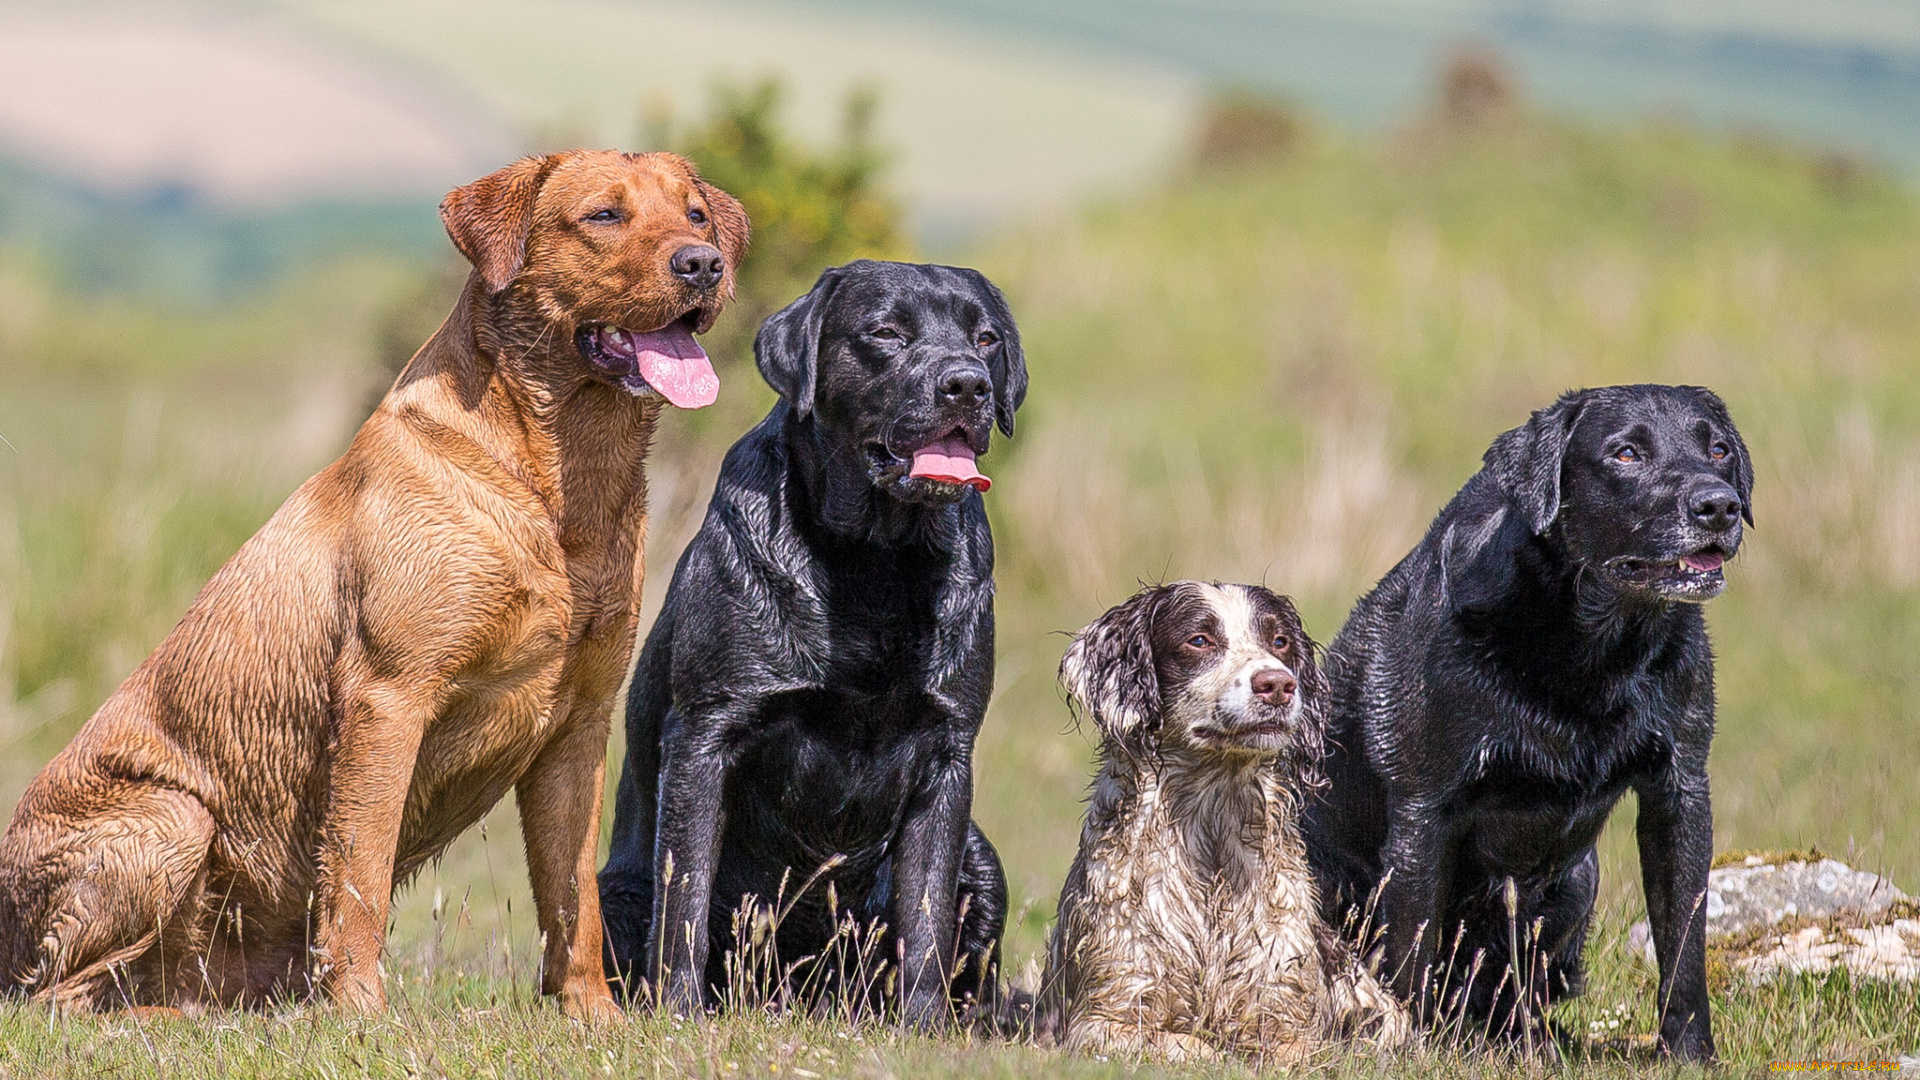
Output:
top-left (574, 311), bottom-right (719, 409)
top-left (870, 428), bottom-right (992, 493)
top-left (1607, 546), bottom-right (1729, 599)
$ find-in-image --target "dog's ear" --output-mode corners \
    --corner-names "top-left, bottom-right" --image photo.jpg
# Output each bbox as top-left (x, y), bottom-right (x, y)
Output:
top-left (966, 270), bottom-right (1028, 438)
top-left (1483, 392), bottom-right (1585, 535)
top-left (1060, 587), bottom-right (1163, 745)
top-left (695, 178), bottom-right (751, 295)
top-left (440, 154), bottom-right (560, 294)
top-left (1685, 385), bottom-right (1755, 526)
top-left (1288, 621), bottom-right (1330, 715)
top-left (755, 268), bottom-right (840, 418)
top-left (1441, 503), bottom-right (1531, 614)
top-left (1292, 633), bottom-right (1332, 763)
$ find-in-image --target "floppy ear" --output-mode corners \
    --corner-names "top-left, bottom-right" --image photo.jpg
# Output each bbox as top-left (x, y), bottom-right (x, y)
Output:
top-left (754, 269), bottom-right (839, 418)
top-left (696, 180), bottom-right (751, 279)
top-left (1059, 587), bottom-right (1163, 745)
top-left (972, 273), bottom-right (1028, 438)
top-left (1483, 392), bottom-right (1584, 535)
top-left (1686, 385), bottom-right (1755, 526)
top-left (1289, 621), bottom-right (1330, 715)
top-left (440, 154), bottom-right (559, 294)
top-left (1291, 634), bottom-right (1332, 766)
top-left (1441, 504), bottom-right (1530, 614)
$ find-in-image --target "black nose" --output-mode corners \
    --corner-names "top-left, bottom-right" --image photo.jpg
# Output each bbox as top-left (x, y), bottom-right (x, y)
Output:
top-left (1688, 483), bottom-right (1743, 533)
top-left (669, 244), bottom-right (724, 290)
top-left (1251, 669), bottom-right (1296, 707)
top-left (937, 364), bottom-right (992, 409)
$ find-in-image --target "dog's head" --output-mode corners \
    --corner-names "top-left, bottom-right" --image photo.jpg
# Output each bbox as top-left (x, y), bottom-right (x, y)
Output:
top-left (1482, 384), bottom-right (1753, 603)
top-left (1060, 581), bottom-right (1327, 762)
top-left (754, 260), bottom-right (1028, 504)
top-left (439, 150), bottom-right (750, 408)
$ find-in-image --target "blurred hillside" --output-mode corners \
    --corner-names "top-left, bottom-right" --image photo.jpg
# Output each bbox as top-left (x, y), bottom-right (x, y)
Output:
top-left (8, 0), bottom-right (1920, 307)
top-left (0, 0), bottom-right (1195, 297)
top-left (828, 0), bottom-right (1920, 171)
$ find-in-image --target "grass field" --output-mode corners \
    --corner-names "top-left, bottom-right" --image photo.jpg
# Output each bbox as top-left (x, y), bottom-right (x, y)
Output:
top-left (3, 99), bottom-right (1920, 1075)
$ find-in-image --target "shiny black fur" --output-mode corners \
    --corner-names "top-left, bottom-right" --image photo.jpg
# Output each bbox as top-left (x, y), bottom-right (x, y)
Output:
top-left (598, 261), bottom-right (1027, 1028)
top-left (1306, 385), bottom-right (1752, 1062)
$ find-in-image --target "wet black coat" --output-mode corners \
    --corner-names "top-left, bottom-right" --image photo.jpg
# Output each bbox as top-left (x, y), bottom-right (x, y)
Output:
top-left (1306, 385), bottom-right (1753, 1062)
top-left (598, 261), bottom-right (1026, 1027)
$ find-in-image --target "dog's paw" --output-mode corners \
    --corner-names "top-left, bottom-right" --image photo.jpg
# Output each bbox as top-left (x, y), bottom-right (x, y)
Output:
top-left (561, 986), bottom-right (626, 1026)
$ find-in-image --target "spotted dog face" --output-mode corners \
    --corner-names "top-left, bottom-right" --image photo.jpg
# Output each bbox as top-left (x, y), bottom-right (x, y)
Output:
top-left (1060, 581), bottom-right (1327, 760)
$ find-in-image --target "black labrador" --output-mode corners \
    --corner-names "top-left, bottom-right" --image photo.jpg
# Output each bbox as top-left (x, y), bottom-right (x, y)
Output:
top-left (1306, 384), bottom-right (1752, 1062)
top-left (598, 260), bottom-right (1027, 1028)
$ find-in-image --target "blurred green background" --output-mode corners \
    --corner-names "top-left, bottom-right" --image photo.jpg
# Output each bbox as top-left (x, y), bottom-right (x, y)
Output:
top-left (2, 0), bottom-right (1918, 1067)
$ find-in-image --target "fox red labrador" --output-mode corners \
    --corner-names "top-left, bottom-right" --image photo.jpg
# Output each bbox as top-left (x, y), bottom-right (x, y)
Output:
top-left (0, 151), bottom-right (748, 1018)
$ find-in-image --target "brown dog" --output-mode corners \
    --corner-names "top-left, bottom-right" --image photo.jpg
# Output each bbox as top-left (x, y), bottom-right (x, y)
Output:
top-left (0, 151), bottom-right (748, 1018)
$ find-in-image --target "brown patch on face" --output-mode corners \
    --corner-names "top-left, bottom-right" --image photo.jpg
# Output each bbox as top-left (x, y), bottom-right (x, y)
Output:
top-left (1146, 583), bottom-right (1226, 711)
top-left (1243, 588), bottom-right (1319, 691)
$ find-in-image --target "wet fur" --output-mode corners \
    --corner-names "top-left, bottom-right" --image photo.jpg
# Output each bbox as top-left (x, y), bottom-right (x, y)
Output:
top-left (1038, 582), bottom-right (1411, 1062)
top-left (598, 261), bottom-right (1027, 1027)
top-left (0, 151), bottom-right (747, 1017)
top-left (1306, 385), bottom-right (1753, 1061)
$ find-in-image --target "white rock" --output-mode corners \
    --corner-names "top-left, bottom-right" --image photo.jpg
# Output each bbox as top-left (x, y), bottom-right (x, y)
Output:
top-left (1627, 857), bottom-right (1916, 983)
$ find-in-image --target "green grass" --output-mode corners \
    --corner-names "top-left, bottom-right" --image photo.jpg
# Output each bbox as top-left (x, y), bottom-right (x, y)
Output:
top-left (4, 107), bottom-right (1920, 1075)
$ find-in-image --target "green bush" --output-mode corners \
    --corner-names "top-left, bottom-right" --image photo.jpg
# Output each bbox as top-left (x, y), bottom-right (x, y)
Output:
top-left (655, 78), bottom-right (908, 369)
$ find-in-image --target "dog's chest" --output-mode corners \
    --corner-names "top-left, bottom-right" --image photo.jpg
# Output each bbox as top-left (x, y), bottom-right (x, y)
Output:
top-left (1078, 772), bottom-right (1325, 1017)
top-left (1458, 700), bottom-right (1674, 872)
top-left (396, 531), bottom-right (642, 865)
top-left (726, 690), bottom-right (948, 852)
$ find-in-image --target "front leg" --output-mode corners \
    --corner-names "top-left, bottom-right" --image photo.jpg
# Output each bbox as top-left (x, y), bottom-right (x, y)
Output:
top-left (1635, 772), bottom-right (1715, 1061)
top-left (890, 749), bottom-right (972, 1030)
top-left (1373, 800), bottom-right (1451, 1022)
top-left (516, 706), bottom-right (620, 1022)
top-left (646, 708), bottom-right (730, 1014)
top-left (313, 668), bottom-right (434, 1012)
top-left (1319, 923), bottom-right (1415, 1049)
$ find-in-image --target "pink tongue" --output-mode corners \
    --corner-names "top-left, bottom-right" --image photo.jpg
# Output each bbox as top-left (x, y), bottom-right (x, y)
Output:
top-left (629, 323), bottom-right (719, 409)
top-left (909, 435), bottom-right (991, 492)
top-left (1682, 551), bottom-right (1725, 572)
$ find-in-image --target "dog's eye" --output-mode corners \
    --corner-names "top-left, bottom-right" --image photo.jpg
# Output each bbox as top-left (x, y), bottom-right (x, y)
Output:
top-left (688, 207), bottom-right (708, 225)
top-left (583, 208), bottom-right (622, 223)
top-left (871, 327), bottom-right (902, 341)
top-left (1613, 445), bottom-right (1639, 463)
top-left (1186, 634), bottom-right (1215, 649)
top-left (976, 330), bottom-right (999, 348)
top-left (1709, 442), bottom-right (1730, 461)
top-left (1271, 635), bottom-right (1290, 652)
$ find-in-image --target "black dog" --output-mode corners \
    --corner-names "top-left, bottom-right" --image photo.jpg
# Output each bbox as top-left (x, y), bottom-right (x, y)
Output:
top-left (1306, 384), bottom-right (1751, 1061)
top-left (598, 260), bottom-right (1027, 1028)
